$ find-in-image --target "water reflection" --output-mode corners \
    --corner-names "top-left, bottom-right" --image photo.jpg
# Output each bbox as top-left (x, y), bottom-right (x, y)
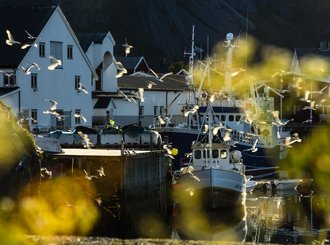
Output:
top-left (172, 190), bottom-right (330, 244)
top-left (172, 204), bottom-right (247, 242)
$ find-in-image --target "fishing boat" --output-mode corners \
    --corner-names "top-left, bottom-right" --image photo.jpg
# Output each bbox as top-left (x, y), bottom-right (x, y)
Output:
top-left (154, 29), bottom-right (295, 174)
top-left (173, 95), bottom-right (246, 209)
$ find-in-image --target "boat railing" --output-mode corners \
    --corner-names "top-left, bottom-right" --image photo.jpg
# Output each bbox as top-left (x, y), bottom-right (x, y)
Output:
top-left (232, 130), bottom-right (259, 145)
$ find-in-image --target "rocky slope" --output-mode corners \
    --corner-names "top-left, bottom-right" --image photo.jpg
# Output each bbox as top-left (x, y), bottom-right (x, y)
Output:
top-left (2, 0), bottom-right (330, 70)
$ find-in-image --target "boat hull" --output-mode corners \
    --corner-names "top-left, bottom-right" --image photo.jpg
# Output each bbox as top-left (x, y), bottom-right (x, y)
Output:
top-left (174, 168), bottom-right (245, 209)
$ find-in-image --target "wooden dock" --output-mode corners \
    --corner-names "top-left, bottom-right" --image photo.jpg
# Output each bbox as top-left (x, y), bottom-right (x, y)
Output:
top-left (42, 146), bottom-right (172, 237)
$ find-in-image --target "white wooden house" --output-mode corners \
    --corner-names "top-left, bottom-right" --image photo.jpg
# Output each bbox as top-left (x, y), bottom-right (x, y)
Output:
top-left (0, 5), bottom-right (97, 132)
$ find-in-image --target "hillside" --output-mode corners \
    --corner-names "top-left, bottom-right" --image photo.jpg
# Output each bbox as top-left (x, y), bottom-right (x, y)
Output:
top-left (2, 0), bottom-right (330, 70)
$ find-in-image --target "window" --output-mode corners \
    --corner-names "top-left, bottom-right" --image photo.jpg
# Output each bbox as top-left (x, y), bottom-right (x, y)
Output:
top-left (194, 150), bottom-right (201, 159)
top-left (75, 76), bottom-right (80, 90)
top-left (220, 150), bottom-right (227, 159)
top-left (75, 109), bottom-right (81, 124)
top-left (3, 73), bottom-right (16, 86)
top-left (67, 45), bottom-right (73, 59)
top-left (50, 41), bottom-right (63, 68)
top-left (212, 149), bottom-right (219, 158)
top-left (39, 42), bottom-right (45, 57)
top-left (221, 115), bottom-right (226, 122)
top-left (203, 149), bottom-right (210, 158)
top-left (159, 106), bottom-right (164, 115)
top-left (139, 106), bottom-right (144, 117)
top-left (229, 115), bottom-right (234, 121)
top-left (153, 106), bottom-right (158, 116)
top-left (31, 109), bottom-right (38, 124)
top-left (31, 73), bottom-right (37, 90)
top-left (235, 115), bottom-right (241, 121)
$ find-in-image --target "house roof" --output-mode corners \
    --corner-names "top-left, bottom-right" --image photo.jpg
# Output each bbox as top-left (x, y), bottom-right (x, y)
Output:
top-left (0, 87), bottom-right (20, 97)
top-left (0, 5), bottom-right (56, 68)
top-left (93, 97), bottom-right (112, 109)
top-left (118, 74), bottom-right (188, 91)
top-left (116, 56), bottom-right (148, 70)
top-left (0, 5), bottom-right (98, 80)
top-left (76, 32), bottom-right (108, 52)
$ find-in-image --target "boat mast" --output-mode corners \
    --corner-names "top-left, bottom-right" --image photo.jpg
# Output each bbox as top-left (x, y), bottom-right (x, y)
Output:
top-left (183, 25), bottom-right (196, 129)
top-left (224, 33), bottom-right (235, 101)
top-left (184, 25), bottom-right (196, 96)
top-left (188, 25), bottom-right (195, 78)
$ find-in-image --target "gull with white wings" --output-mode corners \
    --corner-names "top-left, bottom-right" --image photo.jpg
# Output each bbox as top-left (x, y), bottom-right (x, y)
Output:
top-left (48, 56), bottom-right (62, 70)
top-left (5, 30), bottom-right (21, 46)
top-left (21, 62), bottom-right (40, 75)
top-left (149, 68), bottom-right (173, 82)
top-left (115, 61), bottom-right (127, 78)
top-left (122, 38), bottom-right (133, 57)
top-left (243, 138), bottom-right (258, 152)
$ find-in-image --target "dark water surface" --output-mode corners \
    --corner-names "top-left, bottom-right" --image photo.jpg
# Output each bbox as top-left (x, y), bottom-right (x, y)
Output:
top-left (171, 189), bottom-right (330, 244)
top-left (87, 183), bottom-right (329, 245)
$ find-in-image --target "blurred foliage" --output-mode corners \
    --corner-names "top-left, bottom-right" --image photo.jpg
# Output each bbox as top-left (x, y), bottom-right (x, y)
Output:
top-left (0, 101), bottom-right (99, 243)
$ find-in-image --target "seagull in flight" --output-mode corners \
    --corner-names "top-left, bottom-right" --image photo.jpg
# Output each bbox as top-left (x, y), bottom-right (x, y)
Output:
top-left (309, 86), bottom-right (328, 95)
top-left (136, 87), bottom-right (144, 102)
top-left (21, 62), bottom-right (40, 75)
top-left (83, 169), bottom-right (98, 180)
top-left (149, 68), bottom-right (173, 82)
top-left (78, 131), bottom-right (94, 149)
top-left (78, 82), bottom-right (88, 94)
top-left (96, 167), bottom-right (105, 177)
top-left (212, 122), bottom-right (227, 136)
top-left (147, 81), bottom-right (157, 89)
top-left (5, 30), bottom-right (21, 46)
top-left (21, 42), bottom-right (38, 50)
top-left (0, 70), bottom-right (14, 77)
top-left (183, 105), bottom-right (199, 117)
top-left (243, 138), bottom-right (258, 152)
top-left (300, 91), bottom-right (311, 103)
top-left (25, 30), bottom-right (37, 40)
top-left (118, 90), bottom-right (137, 103)
top-left (281, 135), bottom-right (302, 148)
top-left (44, 98), bottom-right (58, 111)
top-left (74, 113), bottom-right (87, 124)
top-left (122, 38), bottom-right (133, 57)
top-left (302, 101), bottom-right (316, 111)
top-left (115, 61), bottom-right (127, 78)
top-left (48, 56), bottom-right (62, 70)
top-left (163, 144), bottom-right (173, 155)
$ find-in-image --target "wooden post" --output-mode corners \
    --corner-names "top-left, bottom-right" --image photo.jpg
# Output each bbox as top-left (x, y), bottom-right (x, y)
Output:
top-left (121, 139), bottom-right (125, 156)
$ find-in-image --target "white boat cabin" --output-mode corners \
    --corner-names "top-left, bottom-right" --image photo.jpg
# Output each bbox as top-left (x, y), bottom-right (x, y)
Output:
top-left (191, 142), bottom-right (245, 174)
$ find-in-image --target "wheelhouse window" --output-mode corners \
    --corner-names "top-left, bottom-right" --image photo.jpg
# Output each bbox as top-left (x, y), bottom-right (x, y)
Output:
top-left (235, 115), bottom-right (241, 121)
top-left (221, 115), bottom-right (226, 122)
top-left (229, 115), bottom-right (234, 121)
top-left (39, 42), bottom-right (45, 57)
top-left (67, 45), bottom-right (73, 59)
top-left (31, 73), bottom-right (38, 90)
top-left (212, 149), bottom-right (219, 158)
top-left (203, 149), bottom-right (210, 158)
top-left (220, 150), bottom-right (227, 159)
top-left (194, 150), bottom-right (201, 159)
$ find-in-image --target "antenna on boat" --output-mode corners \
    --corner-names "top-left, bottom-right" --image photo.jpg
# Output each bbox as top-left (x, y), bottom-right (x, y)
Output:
top-left (184, 25), bottom-right (196, 84)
